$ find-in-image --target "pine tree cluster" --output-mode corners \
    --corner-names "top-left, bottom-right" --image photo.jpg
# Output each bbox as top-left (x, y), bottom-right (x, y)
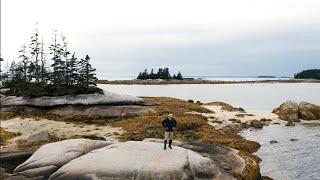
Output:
top-left (0, 27), bottom-right (102, 97)
top-left (137, 68), bottom-right (183, 80)
top-left (294, 69), bottom-right (320, 80)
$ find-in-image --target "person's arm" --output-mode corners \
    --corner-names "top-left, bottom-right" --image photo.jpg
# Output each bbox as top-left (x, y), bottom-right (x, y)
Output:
top-left (173, 119), bottom-right (177, 127)
top-left (162, 119), bottom-right (167, 128)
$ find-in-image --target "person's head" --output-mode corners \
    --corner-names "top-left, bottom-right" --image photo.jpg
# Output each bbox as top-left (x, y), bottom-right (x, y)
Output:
top-left (168, 113), bottom-right (173, 119)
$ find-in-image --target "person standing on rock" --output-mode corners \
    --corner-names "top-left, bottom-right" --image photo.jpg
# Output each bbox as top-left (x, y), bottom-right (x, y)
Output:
top-left (162, 114), bottom-right (177, 150)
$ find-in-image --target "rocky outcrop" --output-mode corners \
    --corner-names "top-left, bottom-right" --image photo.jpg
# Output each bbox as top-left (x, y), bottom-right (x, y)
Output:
top-left (11, 139), bottom-right (114, 179)
top-left (50, 105), bottom-right (154, 118)
top-left (0, 92), bottom-right (143, 107)
top-left (273, 101), bottom-right (320, 121)
top-left (205, 102), bottom-right (245, 112)
top-left (269, 140), bottom-right (278, 144)
top-left (272, 101), bottom-right (299, 121)
top-left (250, 120), bottom-right (264, 129)
top-left (8, 138), bottom-right (259, 180)
top-left (298, 102), bottom-right (320, 120)
top-left (285, 120), bottom-right (295, 126)
top-left (50, 141), bottom-right (234, 180)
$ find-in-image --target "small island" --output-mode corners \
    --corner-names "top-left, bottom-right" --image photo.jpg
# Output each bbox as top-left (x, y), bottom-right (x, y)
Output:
top-left (294, 69), bottom-right (320, 80)
top-left (137, 68), bottom-right (183, 80)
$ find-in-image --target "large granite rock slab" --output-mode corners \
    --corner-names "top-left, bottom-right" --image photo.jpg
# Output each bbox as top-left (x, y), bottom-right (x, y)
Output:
top-left (298, 102), bottom-right (320, 120)
top-left (49, 141), bottom-right (234, 180)
top-left (9, 139), bottom-right (253, 179)
top-left (11, 139), bottom-right (114, 179)
top-left (1, 92), bottom-right (143, 107)
top-left (272, 101), bottom-right (299, 121)
top-left (142, 138), bottom-right (245, 176)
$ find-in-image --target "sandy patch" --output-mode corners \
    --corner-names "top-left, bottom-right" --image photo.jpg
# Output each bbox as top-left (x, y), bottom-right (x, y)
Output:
top-left (0, 118), bottom-right (123, 152)
top-left (190, 105), bottom-right (286, 129)
top-left (300, 119), bottom-right (320, 125)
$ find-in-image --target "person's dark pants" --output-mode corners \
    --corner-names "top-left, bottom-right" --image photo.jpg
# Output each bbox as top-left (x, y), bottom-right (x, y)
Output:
top-left (164, 131), bottom-right (173, 149)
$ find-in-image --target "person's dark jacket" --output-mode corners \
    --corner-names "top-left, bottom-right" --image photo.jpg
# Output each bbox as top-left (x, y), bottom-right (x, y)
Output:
top-left (162, 118), bottom-right (177, 132)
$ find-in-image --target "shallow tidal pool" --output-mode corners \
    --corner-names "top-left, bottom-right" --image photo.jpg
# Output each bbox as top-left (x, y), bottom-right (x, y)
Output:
top-left (241, 124), bottom-right (320, 180)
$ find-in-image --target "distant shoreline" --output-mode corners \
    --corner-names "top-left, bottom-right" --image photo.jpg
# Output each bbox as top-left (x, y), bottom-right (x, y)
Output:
top-left (96, 79), bottom-right (320, 85)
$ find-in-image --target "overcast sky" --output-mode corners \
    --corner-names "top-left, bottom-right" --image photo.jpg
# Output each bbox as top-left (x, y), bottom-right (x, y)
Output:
top-left (1, 0), bottom-right (320, 78)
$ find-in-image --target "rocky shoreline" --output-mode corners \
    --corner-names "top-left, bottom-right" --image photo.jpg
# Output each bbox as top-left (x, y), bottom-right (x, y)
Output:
top-left (1, 93), bottom-right (319, 179)
top-left (96, 79), bottom-right (320, 85)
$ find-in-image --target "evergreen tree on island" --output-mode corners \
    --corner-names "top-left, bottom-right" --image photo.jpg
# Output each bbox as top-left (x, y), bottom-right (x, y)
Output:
top-left (1, 26), bottom-right (102, 97)
top-left (294, 69), bottom-right (320, 80)
top-left (137, 68), bottom-right (183, 80)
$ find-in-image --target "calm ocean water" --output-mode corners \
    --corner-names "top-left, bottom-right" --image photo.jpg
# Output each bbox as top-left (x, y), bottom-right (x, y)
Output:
top-left (241, 124), bottom-right (320, 180)
top-left (99, 82), bottom-right (320, 179)
top-left (98, 83), bottom-right (320, 112)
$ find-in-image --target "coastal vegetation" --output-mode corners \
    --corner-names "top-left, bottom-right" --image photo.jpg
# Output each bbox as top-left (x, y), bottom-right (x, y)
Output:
top-left (0, 96), bottom-right (261, 179)
top-left (294, 69), bottom-right (320, 80)
top-left (137, 68), bottom-right (183, 80)
top-left (0, 27), bottom-right (101, 97)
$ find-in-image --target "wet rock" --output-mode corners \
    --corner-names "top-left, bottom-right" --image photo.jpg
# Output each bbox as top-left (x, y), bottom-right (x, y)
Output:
top-left (211, 120), bottom-right (223, 124)
top-left (196, 100), bottom-right (203, 105)
top-left (272, 122), bottom-right (280, 125)
top-left (229, 118), bottom-right (241, 123)
top-left (262, 176), bottom-right (274, 180)
top-left (11, 139), bottom-right (114, 179)
top-left (269, 140), bottom-right (279, 144)
top-left (285, 120), bottom-right (295, 126)
top-left (241, 122), bottom-right (249, 128)
top-left (290, 139), bottom-right (298, 141)
top-left (250, 120), bottom-right (264, 129)
top-left (293, 119), bottom-right (301, 123)
top-left (187, 99), bottom-right (194, 103)
top-left (260, 118), bottom-right (272, 122)
top-left (273, 101), bottom-right (299, 121)
top-left (298, 102), bottom-right (320, 120)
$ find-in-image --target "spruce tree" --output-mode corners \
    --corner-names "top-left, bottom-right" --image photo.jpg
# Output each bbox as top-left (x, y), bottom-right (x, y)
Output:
top-left (157, 68), bottom-right (163, 79)
top-left (49, 30), bottom-right (65, 86)
top-left (150, 68), bottom-right (155, 79)
top-left (18, 44), bottom-right (29, 82)
top-left (78, 55), bottom-right (97, 88)
top-left (61, 34), bottom-right (71, 86)
top-left (67, 53), bottom-right (78, 86)
top-left (137, 72), bottom-right (143, 79)
top-left (39, 39), bottom-right (48, 84)
top-left (30, 26), bottom-right (41, 82)
top-left (176, 71), bottom-right (183, 80)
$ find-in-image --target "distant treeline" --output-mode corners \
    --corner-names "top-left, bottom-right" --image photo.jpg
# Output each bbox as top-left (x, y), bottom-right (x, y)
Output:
top-left (294, 69), bottom-right (320, 80)
top-left (0, 26), bottom-right (101, 97)
top-left (137, 68), bottom-right (183, 80)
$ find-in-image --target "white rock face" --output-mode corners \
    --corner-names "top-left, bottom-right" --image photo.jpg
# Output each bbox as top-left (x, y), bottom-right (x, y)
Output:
top-left (1, 92), bottom-right (143, 107)
top-left (12, 139), bottom-right (114, 179)
top-left (49, 141), bottom-right (234, 180)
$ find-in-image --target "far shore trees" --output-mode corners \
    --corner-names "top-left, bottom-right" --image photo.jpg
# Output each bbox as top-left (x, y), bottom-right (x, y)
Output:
top-left (1, 27), bottom-right (101, 97)
top-left (137, 68), bottom-right (183, 80)
top-left (294, 69), bottom-right (320, 80)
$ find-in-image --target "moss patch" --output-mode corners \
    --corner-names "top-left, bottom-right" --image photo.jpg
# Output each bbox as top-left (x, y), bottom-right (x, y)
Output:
top-left (0, 128), bottom-right (21, 146)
